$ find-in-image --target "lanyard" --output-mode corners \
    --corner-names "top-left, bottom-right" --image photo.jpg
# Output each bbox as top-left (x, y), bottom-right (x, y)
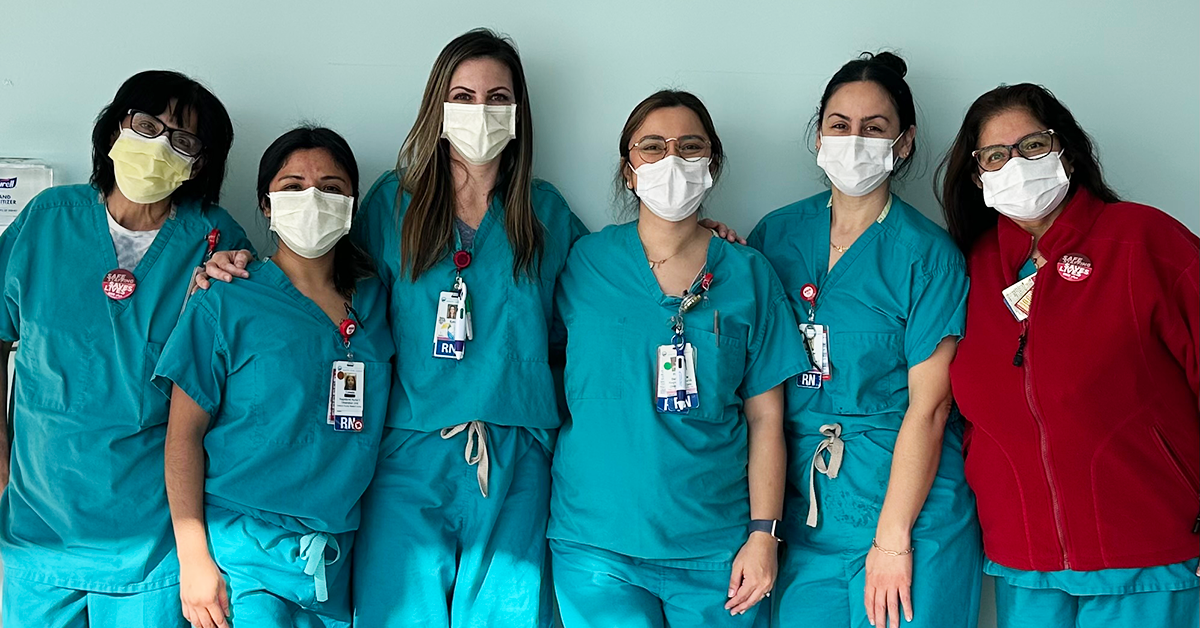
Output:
top-left (669, 269), bottom-right (714, 339)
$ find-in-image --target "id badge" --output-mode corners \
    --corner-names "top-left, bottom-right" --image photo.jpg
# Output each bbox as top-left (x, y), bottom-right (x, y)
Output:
top-left (432, 289), bottom-right (468, 359)
top-left (329, 360), bottom-right (365, 432)
top-left (797, 323), bottom-right (831, 389)
top-left (655, 343), bottom-right (699, 413)
top-left (1001, 274), bottom-right (1037, 322)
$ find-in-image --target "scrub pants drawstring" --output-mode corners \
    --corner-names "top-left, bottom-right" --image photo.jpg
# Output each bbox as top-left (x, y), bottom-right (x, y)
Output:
top-left (807, 423), bottom-right (845, 528)
top-left (441, 420), bottom-right (490, 497)
top-left (299, 532), bottom-right (340, 603)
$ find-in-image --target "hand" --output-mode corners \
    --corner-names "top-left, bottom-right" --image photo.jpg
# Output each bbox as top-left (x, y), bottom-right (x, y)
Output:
top-left (197, 249), bottom-right (253, 289)
top-left (699, 218), bottom-right (746, 244)
top-left (725, 532), bottom-right (778, 616)
top-left (179, 557), bottom-right (230, 628)
top-left (864, 541), bottom-right (914, 628)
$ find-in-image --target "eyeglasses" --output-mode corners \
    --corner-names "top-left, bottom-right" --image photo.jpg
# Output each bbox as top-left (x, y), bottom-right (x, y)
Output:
top-left (630, 135), bottom-right (711, 163)
top-left (972, 129), bottom-right (1056, 172)
top-left (126, 109), bottom-right (204, 158)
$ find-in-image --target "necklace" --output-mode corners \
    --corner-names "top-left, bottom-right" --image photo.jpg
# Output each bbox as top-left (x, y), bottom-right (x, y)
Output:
top-left (830, 241), bottom-right (850, 254)
top-left (646, 227), bottom-right (704, 269)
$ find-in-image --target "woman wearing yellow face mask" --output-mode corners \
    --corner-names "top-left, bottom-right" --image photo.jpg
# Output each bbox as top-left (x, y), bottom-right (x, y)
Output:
top-left (0, 70), bottom-right (252, 628)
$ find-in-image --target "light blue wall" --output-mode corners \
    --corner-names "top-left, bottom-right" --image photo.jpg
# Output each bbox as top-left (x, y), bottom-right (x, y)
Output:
top-left (2, 1), bottom-right (1198, 625)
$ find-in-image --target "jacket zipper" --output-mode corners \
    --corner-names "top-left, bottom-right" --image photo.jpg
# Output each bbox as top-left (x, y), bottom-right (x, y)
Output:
top-left (1014, 240), bottom-right (1071, 569)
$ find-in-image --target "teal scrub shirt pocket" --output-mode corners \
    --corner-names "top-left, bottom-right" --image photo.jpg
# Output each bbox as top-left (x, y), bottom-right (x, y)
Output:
top-left (504, 276), bottom-right (553, 363)
top-left (252, 358), bottom-right (321, 446)
top-left (564, 318), bottom-right (625, 400)
top-left (20, 318), bottom-right (96, 412)
top-left (139, 341), bottom-right (169, 427)
top-left (680, 327), bottom-right (745, 423)
top-left (826, 331), bottom-right (904, 415)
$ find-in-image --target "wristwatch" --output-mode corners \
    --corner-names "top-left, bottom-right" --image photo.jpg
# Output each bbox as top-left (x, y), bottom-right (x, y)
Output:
top-left (748, 519), bottom-right (783, 542)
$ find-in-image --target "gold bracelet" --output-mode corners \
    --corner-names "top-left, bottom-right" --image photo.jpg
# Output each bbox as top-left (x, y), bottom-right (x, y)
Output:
top-left (871, 538), bottom-right (914, 556)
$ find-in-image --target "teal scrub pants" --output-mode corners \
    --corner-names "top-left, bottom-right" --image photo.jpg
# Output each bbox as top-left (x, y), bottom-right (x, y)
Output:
top-left (550, 539), bottom-right (767, 628)
top-left (353, 425), bottom-right (552, 627)
top-left (1, 575), bottom-right (187, 628)
top-left (774, 426), bottom-right (982, 628)
top-left (994, 577), bottom-right (1200, 628)
top-left (207, 505), bottom-right (352, 628)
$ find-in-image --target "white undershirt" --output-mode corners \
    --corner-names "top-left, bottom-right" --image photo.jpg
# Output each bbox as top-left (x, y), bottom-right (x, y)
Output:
top-left (106, 209), bottom-right (160, 270)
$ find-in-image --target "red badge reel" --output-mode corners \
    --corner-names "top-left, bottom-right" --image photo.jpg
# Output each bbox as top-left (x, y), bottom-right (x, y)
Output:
top-left (339, 318), bottom-right (357, 345)
top-left (1056, 253), bottom-right (1093, 282)
top-left (453, 250), bottom-right (472, 272)
top-left (102, 269), bottom-right (137, 300)
top-left (800, 283), bottom-right (818, 304)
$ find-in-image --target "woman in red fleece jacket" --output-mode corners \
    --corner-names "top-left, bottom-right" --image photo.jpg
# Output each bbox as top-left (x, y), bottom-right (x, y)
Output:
top-left (939, 83), bottom-right (1199, 628)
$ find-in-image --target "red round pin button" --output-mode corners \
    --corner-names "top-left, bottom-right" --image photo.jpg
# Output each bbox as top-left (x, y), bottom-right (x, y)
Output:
top-left (102, 269), bottom-right (137, 300)
top-left (1056, 253), bottom-right (1093, 282)
top-left (800, 283), bottom-right (818, 304)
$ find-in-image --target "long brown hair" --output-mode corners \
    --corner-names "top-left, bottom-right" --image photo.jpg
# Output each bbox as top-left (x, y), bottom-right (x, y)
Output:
top-left (936, 83), bottom-right (1120, 255)
top-left (398, 28), bottom-right (543, 281)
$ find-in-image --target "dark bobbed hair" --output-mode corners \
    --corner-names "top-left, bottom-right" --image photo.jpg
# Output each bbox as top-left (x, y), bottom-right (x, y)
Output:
top-left (257, 126), bottom-right (375, 297)
top-left (614, 89), bottom-right (725, 215)
top-left (91, 70), bottom-right (233, 207)
top-left (811, 51), bottom-right (918, 180)
top-left (936, 83), bottom-right (1120, 254)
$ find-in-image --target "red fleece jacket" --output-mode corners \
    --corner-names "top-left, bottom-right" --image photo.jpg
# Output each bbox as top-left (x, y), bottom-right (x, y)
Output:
top-left (951, 187), bottom-right (1199, 572)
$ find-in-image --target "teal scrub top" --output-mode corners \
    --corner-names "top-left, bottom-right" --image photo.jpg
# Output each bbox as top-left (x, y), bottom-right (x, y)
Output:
top-left (549, 222), bottom-right (807, 563)
top-left (986, 558), bottom-right (1199, 596)
top-left (747, 191), bottom-right (968, 435)
top-left (154, 261), bottom-right (394, 535)
top-left (0, 184), bottom-right (252, 592)
top-left (351, 171), bottom-right (587, 434)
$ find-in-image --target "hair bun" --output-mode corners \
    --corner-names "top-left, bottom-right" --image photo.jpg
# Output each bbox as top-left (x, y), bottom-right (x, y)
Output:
top-left (867, 51), bottom-right (907, 78)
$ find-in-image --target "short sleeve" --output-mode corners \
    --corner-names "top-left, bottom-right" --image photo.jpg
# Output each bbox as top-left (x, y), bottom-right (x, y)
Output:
top-left (740, 269), bottom-right (807, 399)
top-left (351, 172), bottom-right (398, 273)
top-left (0, 210), bottom-right (32, 343)
top-left (904, 261), bottom-right (969, 367)
top-left (209, 207), bottom-right (256, 257)
top-left (745, 220), bottom-right (766, 253)
top-left (153, 295), bottom-right (228, 416)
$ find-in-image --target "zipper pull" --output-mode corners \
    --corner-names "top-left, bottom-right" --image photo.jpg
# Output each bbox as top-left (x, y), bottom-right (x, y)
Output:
top-left (1012, 332), bottom-right (1028, 367)
top-left (1192, 511), bottom-right (1199, 534)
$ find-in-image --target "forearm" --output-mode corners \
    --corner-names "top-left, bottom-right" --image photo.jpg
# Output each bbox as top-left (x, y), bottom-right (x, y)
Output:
top-left (745, 386), bottom-right (786, 521)
top-left (164, 390), bottom-right (213, 565)
top-left (874, 396), bottom-right (950, 546)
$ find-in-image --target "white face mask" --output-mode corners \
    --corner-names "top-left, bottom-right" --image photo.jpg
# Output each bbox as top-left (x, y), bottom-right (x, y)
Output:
top-left (816, 134), bottom-right (902, 197)
top-left (632, 156), bottom-right (713, 222)
top-left (980, 151), bottom-right (1070, 221)
top-left (442, 102), bottom-right (517, 165)
top-left (268, 187), bottom-right (354, 259)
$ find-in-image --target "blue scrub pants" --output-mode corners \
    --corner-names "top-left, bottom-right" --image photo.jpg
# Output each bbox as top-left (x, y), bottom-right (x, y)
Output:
top-left (774, 426), bottom-right (982, 628)
top-left (353, 425), bottom-right (552, 628)
top-left (550, 539), bottom-right (767, 628)
top-left (994, 577), bottom-right (1200, 628)
top-left (1, 575), bottom-right (187, 628)
top-left (207, 505), bottom-right (353, 628)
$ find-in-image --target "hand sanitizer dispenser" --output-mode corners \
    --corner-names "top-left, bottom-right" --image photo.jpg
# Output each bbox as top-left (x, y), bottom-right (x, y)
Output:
top-left (0, 158), bottom-right (54, 234)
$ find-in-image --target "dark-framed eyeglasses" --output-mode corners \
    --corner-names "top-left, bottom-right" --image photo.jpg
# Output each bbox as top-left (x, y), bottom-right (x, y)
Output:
top-left (630, 135), bottom-right (711, 163)
top-left (126, 109), bottom-right (204, 158)
top-left (972, 129), bottom-right (1056, 172)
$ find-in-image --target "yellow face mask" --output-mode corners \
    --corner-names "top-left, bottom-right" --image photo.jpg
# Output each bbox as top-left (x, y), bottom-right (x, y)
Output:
top-left (107, 128), bottom-right (195, 204)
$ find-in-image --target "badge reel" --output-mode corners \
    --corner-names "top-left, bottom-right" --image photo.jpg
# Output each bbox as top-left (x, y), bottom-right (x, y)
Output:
top-left (433, 250), bottom-right (474, 360)
top-left (655, 272), bottom-right (713, 414)
top-left (329, 304), bottom-right (366, 433)
top-left (797, 283), bottom-right (831, 390)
